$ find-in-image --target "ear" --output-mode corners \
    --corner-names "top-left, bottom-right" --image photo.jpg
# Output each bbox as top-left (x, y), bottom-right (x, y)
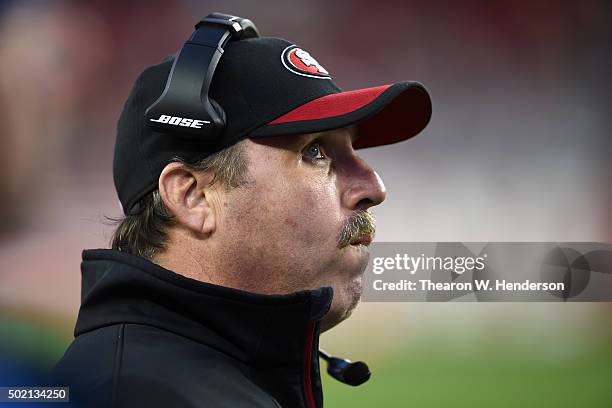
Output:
top-left (158, 162), bottom-right (216, 236)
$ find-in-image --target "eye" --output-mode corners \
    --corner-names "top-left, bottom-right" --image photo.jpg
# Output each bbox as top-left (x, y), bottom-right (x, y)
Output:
top-left (302, 142), bottom-right (327, 161)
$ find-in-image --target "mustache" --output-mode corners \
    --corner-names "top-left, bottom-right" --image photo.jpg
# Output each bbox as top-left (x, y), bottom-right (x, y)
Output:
top-left (338, 210), bottom-right (376, 248)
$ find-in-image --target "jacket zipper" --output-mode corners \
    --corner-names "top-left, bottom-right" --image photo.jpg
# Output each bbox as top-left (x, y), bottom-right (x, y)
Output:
top-left (303, 320), bottom-right (317, 408)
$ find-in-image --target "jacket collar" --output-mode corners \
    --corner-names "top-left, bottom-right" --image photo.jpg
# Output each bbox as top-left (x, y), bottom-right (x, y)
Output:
top-left (77, 249), bottom-right (333, 408)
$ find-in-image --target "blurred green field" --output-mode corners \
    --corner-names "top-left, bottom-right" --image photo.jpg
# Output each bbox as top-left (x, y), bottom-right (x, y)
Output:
top-left (323, 340), bottom-right (612, 407)
top-left (2, 313), bottom-right (612, 407)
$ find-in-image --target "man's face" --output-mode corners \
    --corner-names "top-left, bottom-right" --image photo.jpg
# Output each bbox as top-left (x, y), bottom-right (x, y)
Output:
top-left (214, 126), bottom-right (386, 331)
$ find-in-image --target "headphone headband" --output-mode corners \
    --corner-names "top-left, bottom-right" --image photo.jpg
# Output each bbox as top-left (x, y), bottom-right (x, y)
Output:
top-left (196, 13), bottom-right (260, 39)
top-left (145, 13), bottom-right (260, 139)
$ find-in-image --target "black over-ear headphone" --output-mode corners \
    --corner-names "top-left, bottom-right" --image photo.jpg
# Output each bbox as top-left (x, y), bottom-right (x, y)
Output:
top-left (145, 13), bottom-right (260, 139)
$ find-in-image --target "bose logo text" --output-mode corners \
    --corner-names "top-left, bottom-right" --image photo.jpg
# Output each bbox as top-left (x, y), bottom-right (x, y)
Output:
top-left (150, 115), bottom-right (210, 129)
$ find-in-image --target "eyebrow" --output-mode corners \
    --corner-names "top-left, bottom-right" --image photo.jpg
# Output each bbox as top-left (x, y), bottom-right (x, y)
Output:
top-left (294, 133), bottom-right (317, 147)
top-left (317, 126), bottom-right (359, 141)
top-left (294, 126), bottom-right (358, 148)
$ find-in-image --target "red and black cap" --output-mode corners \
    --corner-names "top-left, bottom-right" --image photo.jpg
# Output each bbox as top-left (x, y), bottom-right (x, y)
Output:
top-left (114, 37), bottom-right (432, 214)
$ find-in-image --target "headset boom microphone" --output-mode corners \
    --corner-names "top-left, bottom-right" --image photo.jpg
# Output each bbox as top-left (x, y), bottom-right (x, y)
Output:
top-left (318, 349), bottom-right (371, 386)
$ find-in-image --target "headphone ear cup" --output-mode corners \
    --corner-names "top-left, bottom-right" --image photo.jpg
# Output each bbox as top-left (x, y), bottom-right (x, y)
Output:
top-left (209, 98), bottom-right (226, 128)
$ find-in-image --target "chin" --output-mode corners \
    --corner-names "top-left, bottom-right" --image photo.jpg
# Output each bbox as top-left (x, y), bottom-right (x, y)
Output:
top-left (342, 243), bottom-right (370, 278)
top-left (320, 276), bottom-right (363, 332)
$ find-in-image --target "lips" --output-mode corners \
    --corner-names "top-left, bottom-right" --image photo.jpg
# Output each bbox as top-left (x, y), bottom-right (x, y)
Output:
top-left (350, 235), bottom-right (373, 246)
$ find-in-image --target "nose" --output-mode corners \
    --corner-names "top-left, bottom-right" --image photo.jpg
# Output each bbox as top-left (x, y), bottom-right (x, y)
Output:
top-left (341, 156), bottom-right (387, 211)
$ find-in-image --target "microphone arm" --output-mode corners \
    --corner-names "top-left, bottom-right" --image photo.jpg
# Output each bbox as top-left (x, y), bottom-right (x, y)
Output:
top-left (318, 349), bottom-right (371, 386)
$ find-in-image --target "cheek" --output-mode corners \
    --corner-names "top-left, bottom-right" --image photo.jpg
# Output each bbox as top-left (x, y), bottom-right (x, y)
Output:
top-left (282, 179), bottom-right (341, 246)
top-left (230, 173), bottom-right (341, 249)
top-left (218, 176), bottom-right (341, 289)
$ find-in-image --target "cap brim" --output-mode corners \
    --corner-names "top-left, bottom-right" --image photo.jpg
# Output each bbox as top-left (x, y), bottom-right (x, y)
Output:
top-left (249, 81), bottom-right (432, 148)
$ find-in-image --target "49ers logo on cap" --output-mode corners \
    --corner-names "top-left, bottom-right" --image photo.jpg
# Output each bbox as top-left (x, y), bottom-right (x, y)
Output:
top-left (281, 45), bottom-right (331, 79)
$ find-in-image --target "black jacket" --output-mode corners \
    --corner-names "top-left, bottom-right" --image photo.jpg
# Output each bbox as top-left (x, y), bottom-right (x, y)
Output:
top-left (51, 249), bottom-right (333, 408)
